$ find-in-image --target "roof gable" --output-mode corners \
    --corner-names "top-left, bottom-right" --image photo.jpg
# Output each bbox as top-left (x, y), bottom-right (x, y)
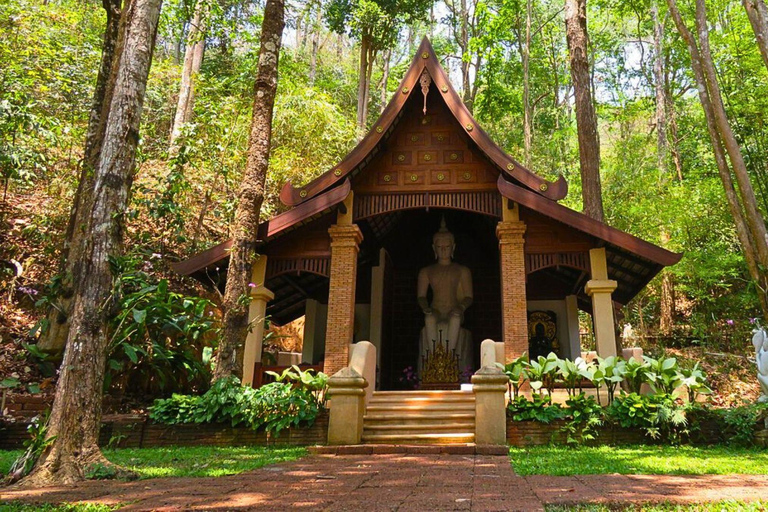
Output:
top-left (279, 37), bottom-right (568, 207)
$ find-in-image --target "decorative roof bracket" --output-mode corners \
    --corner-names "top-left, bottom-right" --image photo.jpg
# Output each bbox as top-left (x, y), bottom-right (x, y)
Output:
top-left (420, 69), bottom-right (432, 115)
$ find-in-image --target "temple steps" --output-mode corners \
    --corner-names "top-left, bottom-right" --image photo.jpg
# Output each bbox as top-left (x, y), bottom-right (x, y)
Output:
top-left (362, 390), bottom-right (475, 444)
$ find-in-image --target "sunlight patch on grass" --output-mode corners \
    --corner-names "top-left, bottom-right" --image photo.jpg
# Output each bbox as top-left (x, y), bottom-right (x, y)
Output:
top-left (0, 445), bottom-right (306, 481)
top-left (511, 445), bottom-right (768, 476)
top-left (103, 445), bottom-right (307, 479)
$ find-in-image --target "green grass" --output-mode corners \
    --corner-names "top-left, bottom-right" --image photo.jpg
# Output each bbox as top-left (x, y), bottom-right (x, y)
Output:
top-left (0, 445), bottom-right (306, 480)
top-left (510, 445), bottom-right (768, 476)
top-left (546, 502), bottom-right (768, 511)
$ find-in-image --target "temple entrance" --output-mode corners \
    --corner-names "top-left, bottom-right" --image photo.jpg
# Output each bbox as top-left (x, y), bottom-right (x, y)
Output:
top-left (355, 208), bottom-right (502, 390)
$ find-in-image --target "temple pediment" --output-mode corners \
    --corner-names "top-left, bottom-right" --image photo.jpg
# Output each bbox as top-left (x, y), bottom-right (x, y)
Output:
top-left (279, 37), bottom-right (567, 207)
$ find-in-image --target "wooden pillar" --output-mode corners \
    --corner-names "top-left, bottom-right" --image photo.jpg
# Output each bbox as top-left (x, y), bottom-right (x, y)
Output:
top-left (242, 256), bottom-right (274, 387)
top-left (497, 202), bottom-right (528, 363)
top-left (324, 192), bottom-right (363, 376)
top-left (585, 247), bottom-right (618, 358)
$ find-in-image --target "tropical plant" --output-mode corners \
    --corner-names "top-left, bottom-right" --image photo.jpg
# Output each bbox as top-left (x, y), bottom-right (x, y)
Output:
top-left (607, 392), bottom-right (688, 442)
top-left (556, 357), bottom-right (591, 397)
top-left (643, 356), bottom-right (682, 396)
top-left (524, 352), bottom-right (559, 396)
top-left (593, 356), bottom-right (626, 405)
top-left (149, 375), bottom-right (326, 433)
top-left (266, 365), bottom-right (329, 408)
top-left (498, 354), bottom-right (527, 399)
top-left (677, 362), bottom-right (712, 403)
top-left (507, 394), bottom-right (565, 423)
top-left (623, 357), bottom-right (650, 394)
top-left (6, 411), bottom-right (55, 483)
top-left (561, 393), bottom-right (604, 445)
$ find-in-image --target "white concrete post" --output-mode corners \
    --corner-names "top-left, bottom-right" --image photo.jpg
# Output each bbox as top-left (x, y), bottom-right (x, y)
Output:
top-left (242, 256), bottom-right (274, 387)
top-left (585, 248), bottom-right (618, 358)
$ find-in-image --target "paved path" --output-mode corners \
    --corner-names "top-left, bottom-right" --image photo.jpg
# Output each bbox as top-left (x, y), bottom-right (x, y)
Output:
top-left (2, 454), bottom-right (767, 511)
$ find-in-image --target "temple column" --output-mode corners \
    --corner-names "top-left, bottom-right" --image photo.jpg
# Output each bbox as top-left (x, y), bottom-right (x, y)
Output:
top-left (585, 247), bottom-right (618, 358)
top-left (497, 202), bottom-right (528, 363)
top-left (242, 256), bottom-right (274, 387)
top-left (324, 192), bottom-right (363, 376)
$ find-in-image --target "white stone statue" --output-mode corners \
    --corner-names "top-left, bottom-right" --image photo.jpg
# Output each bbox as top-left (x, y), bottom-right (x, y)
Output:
top-left (417, 219), bottom-right (473, 373)
top-left (752, 327), bottom-right (768, 403)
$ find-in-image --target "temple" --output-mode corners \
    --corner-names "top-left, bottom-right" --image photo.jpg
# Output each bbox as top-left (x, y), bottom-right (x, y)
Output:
top-left (174, 38), bottom-right (681, 394)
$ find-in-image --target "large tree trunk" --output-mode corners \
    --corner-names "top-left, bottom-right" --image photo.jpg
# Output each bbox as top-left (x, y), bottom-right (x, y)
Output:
top-left (652, 0), bottom-right (675, 336)
top-left (523, 0), bottom-right (533, 168)
top-left (169, 0), bottom-right (207, 147)
top-left (214, 0), bottom-right (285, 381)
top-left (21, 0), bottom-right (162, 487)
top-left (38, 0), bottom-right (123, 355)
top-left (565, 0), bottom-right (604, 222)
top-left (356, 35), bottom-right (370, 133)
top-left (744, 0), bottom-right (768, 71)
top-left (667, 0), bottom-right (768, 316)
top-left (380, 49), bottom-right (390, 113)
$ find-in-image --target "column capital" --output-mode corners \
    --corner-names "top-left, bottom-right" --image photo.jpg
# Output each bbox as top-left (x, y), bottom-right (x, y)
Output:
top-left (585, 279), bottom-right (618, 296)
top-left (328, 223), bottom-right (363, 246)
top-left (496, 220), bottom-right (526, 241)
top-left (250, 286), bottom-right (274, 302)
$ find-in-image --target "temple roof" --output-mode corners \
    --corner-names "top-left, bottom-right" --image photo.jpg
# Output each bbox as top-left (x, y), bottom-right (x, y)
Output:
top-left (278, 37), bottom-right (568, 207)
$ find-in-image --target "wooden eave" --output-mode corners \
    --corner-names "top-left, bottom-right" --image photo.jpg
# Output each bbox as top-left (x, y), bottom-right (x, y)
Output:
top-left (172, 179), bottom-right (351, 276)
top-left (278, 36), bottom-right (567, 207)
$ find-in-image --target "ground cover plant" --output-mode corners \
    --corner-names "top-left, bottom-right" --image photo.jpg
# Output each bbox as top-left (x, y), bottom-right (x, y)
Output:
top-left (0, 445), bottom-right (306, 480)
top-left (509, 445), bottom-right (768, 476)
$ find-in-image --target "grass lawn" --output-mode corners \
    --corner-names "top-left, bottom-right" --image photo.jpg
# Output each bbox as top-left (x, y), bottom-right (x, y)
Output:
top-left (546, 503), bottom-right (768, 511)
top-left (0, 445), bottom-right (306, 480)
top-left (510, 445), bottom-right (768, 476)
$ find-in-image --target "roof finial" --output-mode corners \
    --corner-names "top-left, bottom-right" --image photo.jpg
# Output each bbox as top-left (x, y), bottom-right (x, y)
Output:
top-left (420, 69), bottom-right (432, 115)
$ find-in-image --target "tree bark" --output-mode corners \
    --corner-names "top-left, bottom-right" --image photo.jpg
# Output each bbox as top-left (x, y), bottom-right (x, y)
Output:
top-left (21, 0), bottom-right (162, 487)
top-left (169, 0), bottom-right (207, 148)
top-left (744, 0), bottom-right (768, 71)
top-left (308, 1), bottom-right (320, 84)
top-left (356, 35), bottom-right (370, 133)
top-left (565, 0), bottom-right (604, 221)
top-left (667, 0), bottom-right (768, 316)
top-left (380, 49), bottom-right (390, 113)
top-left (38, 0), bottom-right (123, 355)
top-left (523, 0), bottom-right (533, 168)
top-left (214, 0), bottom-right (285, 382)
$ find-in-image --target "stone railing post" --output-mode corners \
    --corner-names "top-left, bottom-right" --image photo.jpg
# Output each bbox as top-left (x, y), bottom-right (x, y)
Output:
top-left (471, 366), bottom-right (508, 445)
top-left (326, 367), bottom-right (368, 445)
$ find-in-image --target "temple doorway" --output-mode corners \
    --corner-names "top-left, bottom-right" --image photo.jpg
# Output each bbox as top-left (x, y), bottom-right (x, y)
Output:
top-left (356, 208), bottom-right (502, 390)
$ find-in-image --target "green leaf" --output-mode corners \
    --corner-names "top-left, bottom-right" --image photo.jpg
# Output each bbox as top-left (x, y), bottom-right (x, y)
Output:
top-left (132, 309), bottom-right (147, 324)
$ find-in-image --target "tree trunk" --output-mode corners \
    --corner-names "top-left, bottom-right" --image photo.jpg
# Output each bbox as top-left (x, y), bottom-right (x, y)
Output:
top-left (169, 0), bottom-right (207, 148)
top-left (667, 0), bottom-right (768, 316)
top-left (695, 0), bottom-right (768, 269)
top-left (744, 0), bottom-right (768, 71)
top-left (308, 1), bottom-right (320, 85)
top-left (652, 0), bottom-right (675, 336)
top-left (214, 0), bottom-right (285, 382)
top-left (380, 49), bottom-right (390, 113)
top-left (38, 0), bottom-right (123, 355)
top-left (523, 0), bottom-right (532, 168)
top-left (21, 0), bottom-right (162, 487)
top-left (565, 0), bottom-right (604, 222)
top-left (356, 35), bottom-right (370, 133)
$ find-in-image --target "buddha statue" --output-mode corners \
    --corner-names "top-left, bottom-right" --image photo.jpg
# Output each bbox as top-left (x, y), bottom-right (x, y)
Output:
top-left (417, 219), bottom-right (473, 373)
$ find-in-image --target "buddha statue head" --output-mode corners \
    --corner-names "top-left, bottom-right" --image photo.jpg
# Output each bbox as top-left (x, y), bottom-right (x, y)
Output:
top-left (432, 217), bottom-right (455, 261)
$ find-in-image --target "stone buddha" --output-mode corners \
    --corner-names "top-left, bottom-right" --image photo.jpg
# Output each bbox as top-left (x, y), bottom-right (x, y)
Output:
top-left (417, 219), bottom-right (473, 372)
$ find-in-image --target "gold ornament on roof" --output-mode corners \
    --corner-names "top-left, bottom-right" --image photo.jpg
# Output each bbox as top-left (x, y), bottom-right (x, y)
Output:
top-left (299, 190), bottom-right (307, 198)
top-left (462, 172), bottom-right (472, 181)
top-left (334, 169), bottom-right (342, 176)
top-left (466, 123), bottom-right (474, 131)
top-left (397, 154), bottom-right (406, 162)
top-left (383, 174), bottom-right (392, 182)
top-left (410, 174), bottom-right (418, 182)
top-left (422, 51), bottom-right (429, 59)
top-left (450, 153), bottom-right (458, 161)
top-left (376, 126), bottom-right (384, 133)
top-left (507, 163), bottom-right (514, 171)
top-left (441, 85), bottom-right (448, 93)
top-left (423, 153), bottom-right (432, 161)
top-left (539, 183), bottom-right (549, 192)
top-left (402, 86), bottom-right (410, 94)
top-left (437, 173), bottom-right (445, 181)
top-left (419, 69), bottom-right (432, 115)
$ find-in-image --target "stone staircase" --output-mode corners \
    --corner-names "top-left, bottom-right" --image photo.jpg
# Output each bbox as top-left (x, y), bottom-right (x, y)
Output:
top-left (361, 390), bottom-right (476, 444)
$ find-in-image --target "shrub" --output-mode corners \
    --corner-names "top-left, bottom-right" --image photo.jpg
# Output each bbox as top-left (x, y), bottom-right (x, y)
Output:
top-left (507, 394), bottom-right (565, 423)
top-left (607, 392), bottom-right (688, 442)
top-left (149, 373), bottom-right (328, 434)
top-left (717, 402), bottom-right (768, 447)
top-left (561, 393), bottom-right (604, 445)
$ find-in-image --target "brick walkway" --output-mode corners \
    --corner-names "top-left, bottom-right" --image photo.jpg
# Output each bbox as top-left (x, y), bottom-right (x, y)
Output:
top-left (2, 454), bottom-right (767, 511)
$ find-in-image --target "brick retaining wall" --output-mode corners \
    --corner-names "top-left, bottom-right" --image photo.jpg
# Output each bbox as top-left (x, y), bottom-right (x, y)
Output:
top-left (507, 415), bottom-right (728, 446)
top-left (0, 412), bottom-right (328, 450)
